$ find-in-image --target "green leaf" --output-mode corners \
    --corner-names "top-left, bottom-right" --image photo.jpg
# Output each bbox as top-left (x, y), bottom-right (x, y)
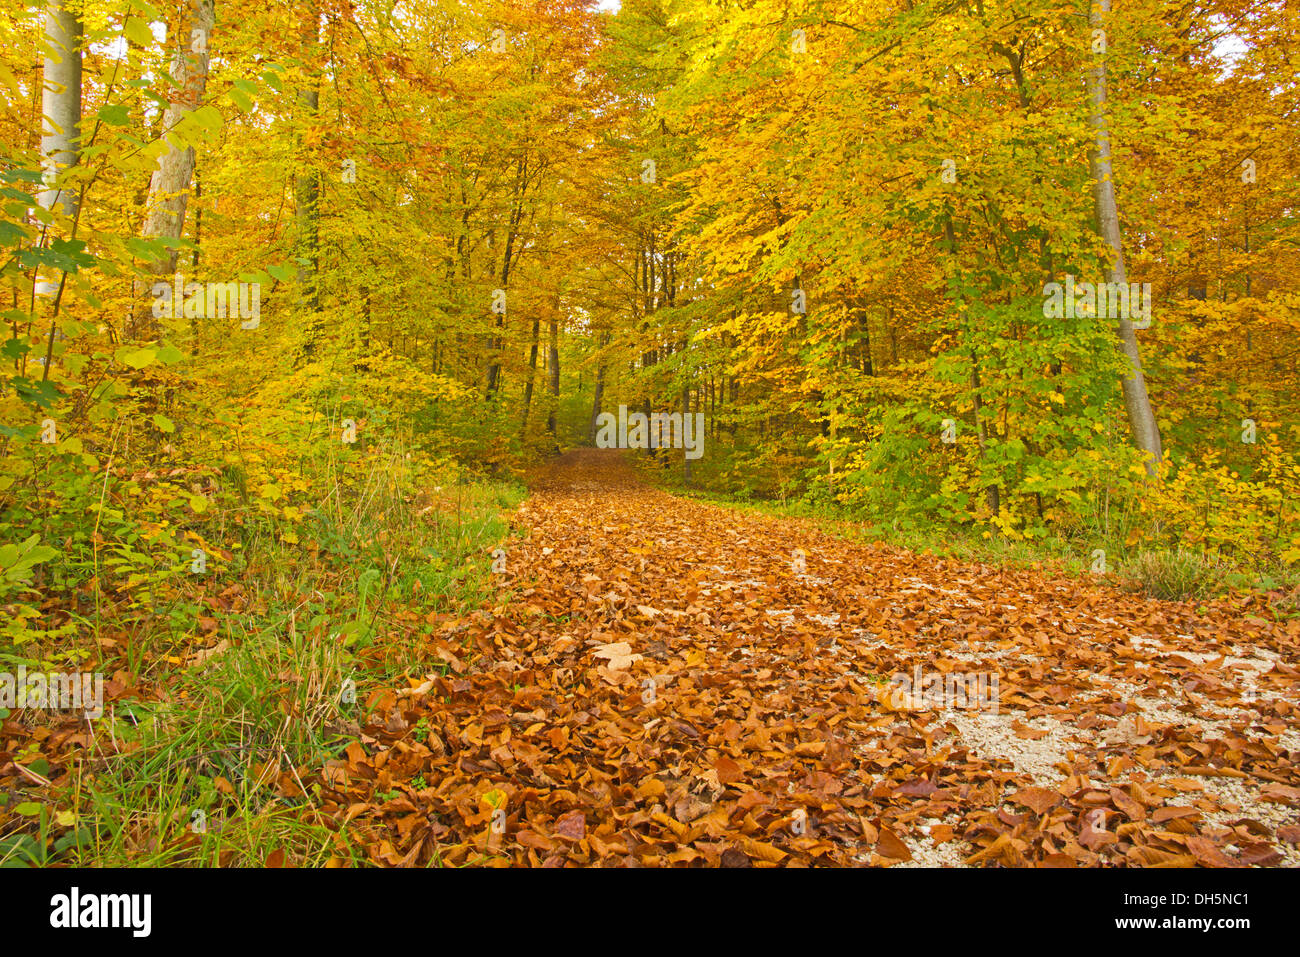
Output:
top-left (18, 239), bottom-right (94, 274)
top-left (10, 377), bottom-right (62, 410)
top-left (190, 105), bottom-right (224, 133)
top-left (117, 347), bottom-right (157, 370)
top-left (0, 168), bottom-right (42, 185)
top-left (123, 16), bottom-right (154, 48)
top-left (98, 103), bottom-right (131, 127)
top-left (0, 220), bottom-right (27, 245)
top-left (0, 534), bottom-right (59, 584)
top-left (152, 413), bottom-right (175, 433)
top-left (155, 343), bottom-right (185, 365)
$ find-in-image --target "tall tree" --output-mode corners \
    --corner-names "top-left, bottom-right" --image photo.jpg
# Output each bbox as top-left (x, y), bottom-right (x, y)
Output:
top-left (1086, 0), bottom-right (1163, 475)
top-left (36, 0), bottom-right (81, 222)
top-left (130, 0), bottom-right (216, 340)
top-left (32, 0), bottom-right (82, 379)
top-left (295, 2), bottom-right (322, 356)
top-left (35, 0), bottom-right (82, 302)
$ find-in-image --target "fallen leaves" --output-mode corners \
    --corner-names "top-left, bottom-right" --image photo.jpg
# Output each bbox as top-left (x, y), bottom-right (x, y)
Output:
top-left (591, 641), bottom-right (642, 670)
top-left (1010, 787), bottom-right (1060, 816)
top-left (553, 810), bottom-right (586, 842)
top-left (709, 756), bottom-right (741, 786)
top-left (303, 451), bottom-right (1300, 868)
top-left (876, 828), bottom-right (912, 862)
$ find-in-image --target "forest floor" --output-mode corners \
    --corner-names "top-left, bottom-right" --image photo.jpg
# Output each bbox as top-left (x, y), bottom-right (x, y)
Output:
top-left (320, 448), bottom-right (1300, 867)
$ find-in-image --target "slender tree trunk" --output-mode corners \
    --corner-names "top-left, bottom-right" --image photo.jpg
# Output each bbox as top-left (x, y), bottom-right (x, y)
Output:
top-left (642, 397), bottom-right (652, 458)
top-left (295, 90), bottom-right (321, 314)
top-left (487, 156), bottom-right (529, 397)
top-left (360, 285), bottom-right (371, 348)
top-left (681, 382), bottom-right (692, 484)
top-left (37, 0), bottom-right (81, 225)
top-left (945, 218), bottom-right (1000, 515)
top-left (295, 3), bottom-right (323, 358)
top-left (587, 331), bottom-right (609, 444)
top-left (1087, 0), bottom-right (1163, 475)
top-left (34, 0), bottom-right (81, 377)
top-left (546, 316), bottom-right (559, 438)
top-left (520, 316), bottom-right (540, 436)
top-left (130, 0), bottom-right (215, 340)
top-left (191, 175), bottom-right (202, 270)
top-left (969, 353), bottom-right (999, 515)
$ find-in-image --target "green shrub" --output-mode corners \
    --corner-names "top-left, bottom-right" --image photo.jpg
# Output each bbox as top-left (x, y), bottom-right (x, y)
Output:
top-left (1124, 548), bottom-right (1229, 601)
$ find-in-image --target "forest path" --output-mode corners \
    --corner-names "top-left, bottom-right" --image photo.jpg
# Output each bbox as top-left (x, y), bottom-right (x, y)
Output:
top-left (322, 449), bottom-right (1300, 867)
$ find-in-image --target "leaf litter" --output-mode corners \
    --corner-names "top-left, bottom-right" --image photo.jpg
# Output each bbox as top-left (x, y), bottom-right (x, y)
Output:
top-left (312, 450), bottom-right (1300, 867)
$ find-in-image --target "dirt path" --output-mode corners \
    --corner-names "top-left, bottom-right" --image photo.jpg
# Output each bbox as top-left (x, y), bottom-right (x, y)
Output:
top-left (320, 449), bottom-right (1300, 867)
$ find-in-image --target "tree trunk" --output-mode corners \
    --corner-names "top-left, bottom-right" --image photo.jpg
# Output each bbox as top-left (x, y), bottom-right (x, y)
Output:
top-left (944, 217), bottom-right (1000, 516)
top-left (1087, 0), bottom-right (1163, 475)
top-left (33, 0), bottom-right (82, 377)
top-left (130, 0), bottom-right (215, 340)
top-left (681, 382), bottom-right (692, 484)
top-left (587, 332), bottom-right (608, 444)
top-left (487, 156), bottom-right (530, 397)
top-left (546, 316), bottom-right (559, 438)
top-left (295, 90), bottom-right (321, 314)
top-left (37, 0), bottom-right (81, 225)
top-left (295, 4), bottom-right (323, 358)
top-left (520, 316), bottom-right (540, 437)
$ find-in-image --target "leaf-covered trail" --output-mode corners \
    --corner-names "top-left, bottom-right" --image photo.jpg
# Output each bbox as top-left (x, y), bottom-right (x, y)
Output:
top-left (321, 449), bottom-right (1300, 867)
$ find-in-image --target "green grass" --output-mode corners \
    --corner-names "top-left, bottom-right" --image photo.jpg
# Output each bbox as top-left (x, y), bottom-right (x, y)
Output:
top-left (0, 434), bottom-right (524, 867)
top-left (1121, 548), bottom-right (1230, 602)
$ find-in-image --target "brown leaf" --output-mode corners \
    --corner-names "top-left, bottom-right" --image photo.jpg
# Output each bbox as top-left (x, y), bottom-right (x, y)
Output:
top-left (554, 810), bottom-right (586, 841)
top-left (1237, 842), bottom-right (1282, 866)
top-left (737, 837), bottom-right (786, 864)
top-left (1010, 787), bottom-right (1059, 816)
top-left (714, 755), bottom-right (743, 785)
top-left (1259, 783), bottom-right (1300, 803)
top-left (876, 828), bottom-right (912, 861)
top-left (720, 847), bottom-right (752, 868)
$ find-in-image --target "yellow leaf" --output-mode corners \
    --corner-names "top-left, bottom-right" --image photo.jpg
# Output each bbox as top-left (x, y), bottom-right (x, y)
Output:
top-left (738, 837), bottom-right (787, 863)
